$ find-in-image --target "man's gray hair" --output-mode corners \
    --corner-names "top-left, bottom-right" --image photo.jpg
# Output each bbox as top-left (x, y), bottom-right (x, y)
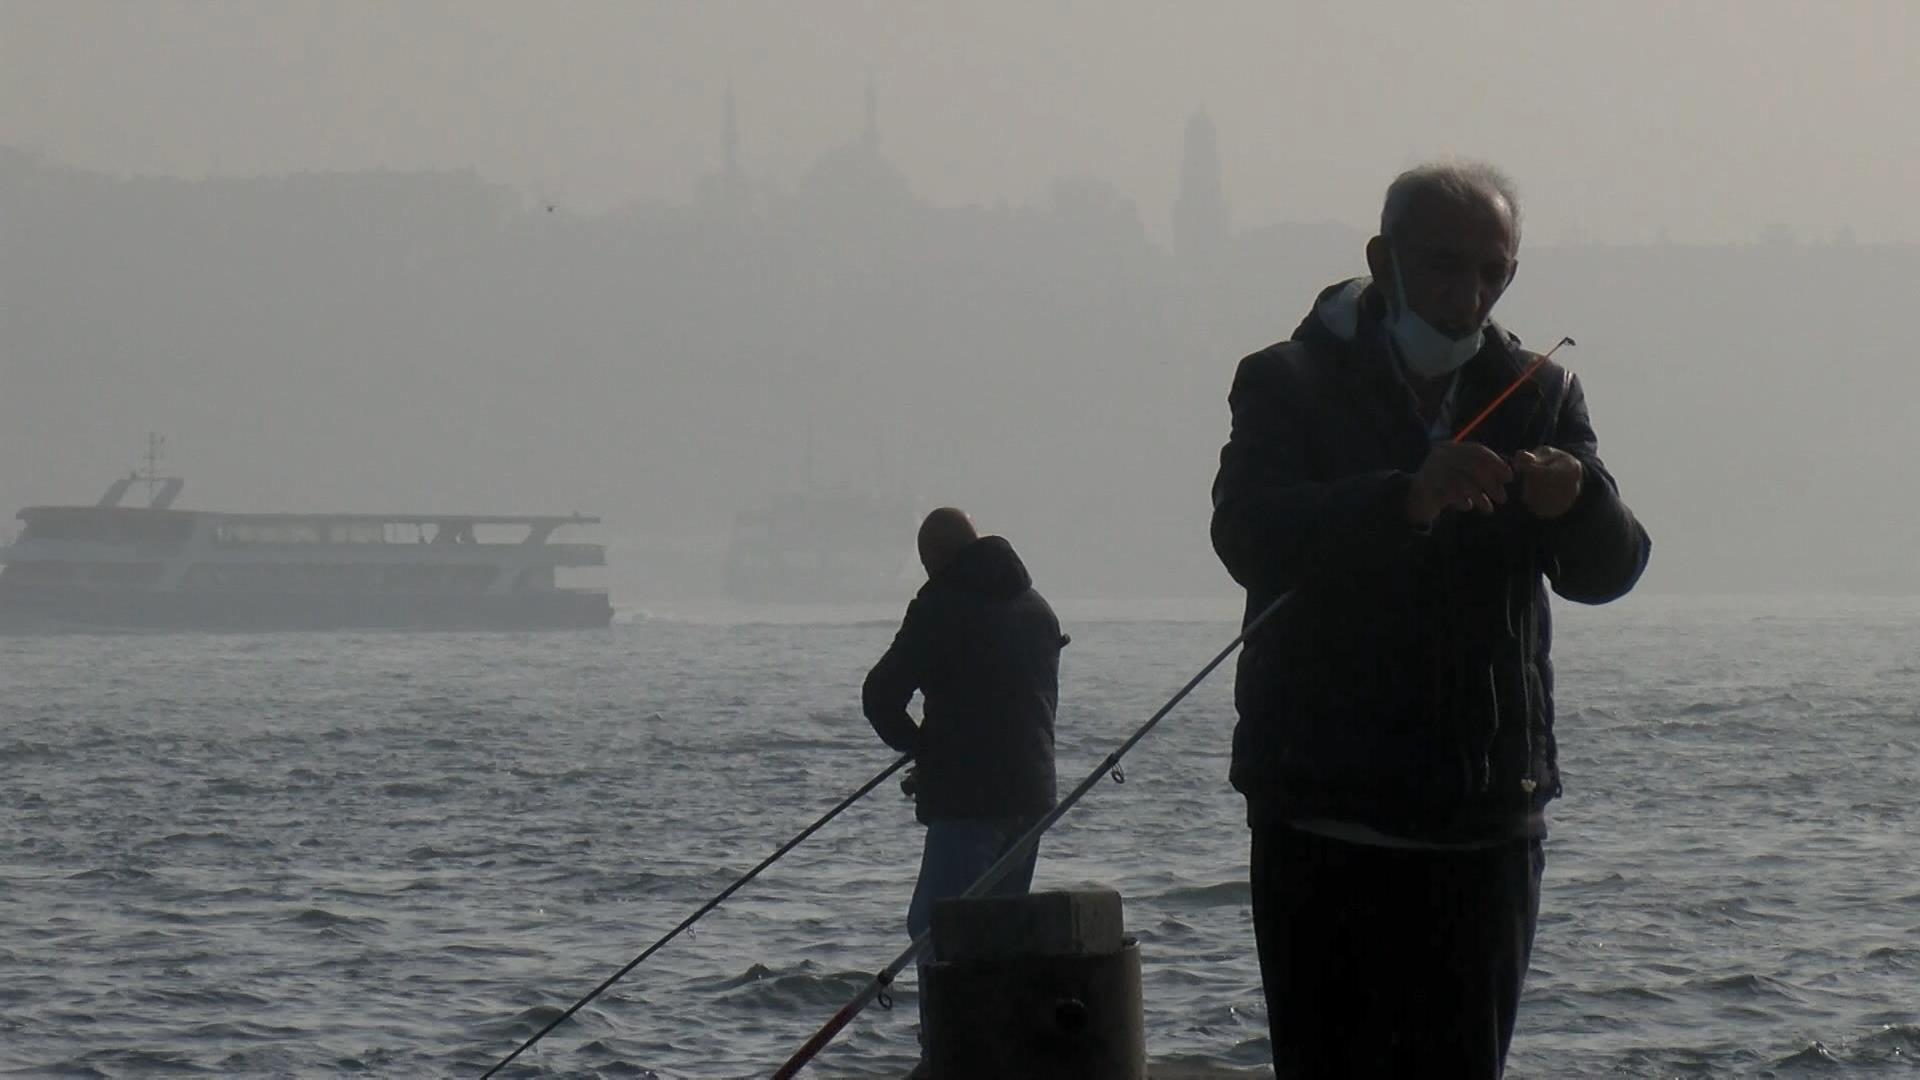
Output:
top-left (1380, 160), bottom-right (1521, 241)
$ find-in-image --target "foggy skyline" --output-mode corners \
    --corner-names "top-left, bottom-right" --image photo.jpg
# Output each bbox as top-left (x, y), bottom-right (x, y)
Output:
top-left (5, 1), bottom-right (1917, 245)
top-left (5, 2), bottom-right (1920, 605)
top-left (7, 129), bottom-right (1918, 603)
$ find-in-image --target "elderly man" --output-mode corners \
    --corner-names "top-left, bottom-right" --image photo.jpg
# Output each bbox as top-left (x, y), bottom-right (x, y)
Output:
top-left (1209, 162), bottom-right (1651, 1077)
top-left (862, 507), bottom-right (1063, 1070)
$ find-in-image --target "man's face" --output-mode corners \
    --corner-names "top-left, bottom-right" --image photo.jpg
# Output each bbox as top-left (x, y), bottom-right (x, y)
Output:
top-left (1375, 192), bottom-right (1519, 338)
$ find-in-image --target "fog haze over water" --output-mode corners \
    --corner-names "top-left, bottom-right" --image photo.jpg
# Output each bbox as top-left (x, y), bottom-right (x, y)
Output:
top-left (5, 5), bottom-right (1920, 1078)
top-left (5, 2), bottom-right (1919, 602)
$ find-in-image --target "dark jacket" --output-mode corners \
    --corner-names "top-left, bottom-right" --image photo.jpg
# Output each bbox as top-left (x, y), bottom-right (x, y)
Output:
top-left (863, 536), bottom-right (1062, 825)
top-left (1210, 277), bottom-right (1651, 842)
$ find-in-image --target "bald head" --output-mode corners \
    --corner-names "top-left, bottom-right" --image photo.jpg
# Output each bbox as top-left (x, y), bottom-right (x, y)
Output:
top-left (917, 507), bottom-right (978, 576)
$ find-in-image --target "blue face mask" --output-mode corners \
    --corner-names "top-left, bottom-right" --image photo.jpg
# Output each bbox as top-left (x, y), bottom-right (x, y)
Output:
top-left (1385, 247), bottom-right (1484, 377)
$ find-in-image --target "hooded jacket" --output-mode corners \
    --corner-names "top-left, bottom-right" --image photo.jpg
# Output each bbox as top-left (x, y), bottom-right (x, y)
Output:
top-left (863, 536), bottom-right (1062, 825)
top-left (1211, 278), bottom-right (1651, 842)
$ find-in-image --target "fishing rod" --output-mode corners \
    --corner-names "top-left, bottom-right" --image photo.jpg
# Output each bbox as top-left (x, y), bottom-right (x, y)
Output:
top-left (480, 751), bottom-right (912, 1079)
top-left (771, 333), bottom-right (1581, 1078)
top-left (769, 598), bottom-right (1286, 1078)
top-left (1452, 336), bottom-right (1575, 443)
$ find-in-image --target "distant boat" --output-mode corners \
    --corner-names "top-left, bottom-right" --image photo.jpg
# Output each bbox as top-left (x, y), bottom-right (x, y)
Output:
top-left (0, 439), bottom-right (612, 632)
top-left (723, 488), bottom-right (919, 605)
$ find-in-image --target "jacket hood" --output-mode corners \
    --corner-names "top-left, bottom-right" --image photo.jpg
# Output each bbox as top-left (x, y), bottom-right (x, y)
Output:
top-left (1292, 276), bottom-right (1521, 358)
top-left (929, 535), bottom-right (1033, 599)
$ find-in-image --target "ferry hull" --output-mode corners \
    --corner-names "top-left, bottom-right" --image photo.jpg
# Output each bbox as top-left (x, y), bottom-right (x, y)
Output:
top-left (0, 584), bottom-right (612, 633)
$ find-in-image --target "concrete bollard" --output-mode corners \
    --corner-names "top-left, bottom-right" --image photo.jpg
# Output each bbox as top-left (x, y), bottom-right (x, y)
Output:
top-left (922, 888), bottom-right (1146, 1080)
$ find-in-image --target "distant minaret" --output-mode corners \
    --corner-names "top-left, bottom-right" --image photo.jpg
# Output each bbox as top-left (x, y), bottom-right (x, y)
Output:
top-left (723, 83), bottom-right (740, 178)
top-left (863, 76), bottom-right (879, 151)
top-left (1172, 109), bottom-right (1230, 261)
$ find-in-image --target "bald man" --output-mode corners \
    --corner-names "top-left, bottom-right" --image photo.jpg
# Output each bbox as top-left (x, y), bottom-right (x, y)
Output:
top-left (862, 508), bottom-right (1064, 1064)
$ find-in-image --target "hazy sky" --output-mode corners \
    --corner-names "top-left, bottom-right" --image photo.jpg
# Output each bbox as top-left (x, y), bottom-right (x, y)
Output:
top-left (4, 0), bottom-right (1916, 244)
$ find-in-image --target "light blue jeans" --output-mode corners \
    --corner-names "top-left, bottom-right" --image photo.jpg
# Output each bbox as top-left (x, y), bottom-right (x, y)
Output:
top-left (907, 817), bottom-right (1040, 1044)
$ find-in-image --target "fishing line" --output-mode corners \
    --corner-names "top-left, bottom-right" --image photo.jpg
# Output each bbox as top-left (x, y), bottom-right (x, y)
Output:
top-left (480, 752), bottom-right (912, 1078)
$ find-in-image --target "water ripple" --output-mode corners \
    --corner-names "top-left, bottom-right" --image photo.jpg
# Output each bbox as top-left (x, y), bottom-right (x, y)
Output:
top-left (2, 607), bottom-right (1916, 1076)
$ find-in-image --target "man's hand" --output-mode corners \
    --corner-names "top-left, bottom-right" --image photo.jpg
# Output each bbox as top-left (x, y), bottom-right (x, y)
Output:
top-left (1512, 447), bottom-right (1584, 520)
top-left (1406, 442), bottom-right (1514, 525)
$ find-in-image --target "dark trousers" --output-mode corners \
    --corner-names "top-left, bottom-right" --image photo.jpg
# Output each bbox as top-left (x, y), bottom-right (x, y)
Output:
top-left (908, 817), bottom-right (1040, 1043)
top-left (1250, 822), bottom-right (1544, 1080)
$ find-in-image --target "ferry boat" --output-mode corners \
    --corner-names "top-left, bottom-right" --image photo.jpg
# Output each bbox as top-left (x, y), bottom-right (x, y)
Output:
top-left (0, 443), bottom-right (612, 632)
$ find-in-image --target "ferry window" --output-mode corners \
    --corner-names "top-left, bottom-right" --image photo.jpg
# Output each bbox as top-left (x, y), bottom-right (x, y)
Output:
top-left (224, 522), bottom-right (323, 544)
top-left (514, 567), bottom-right (556, 591)
top-left (123, 516), bottom-right (192, 546)
top-left (22, 517), bottom-right (93, 542)
top-left (85, 563), bottom-right (165, 586)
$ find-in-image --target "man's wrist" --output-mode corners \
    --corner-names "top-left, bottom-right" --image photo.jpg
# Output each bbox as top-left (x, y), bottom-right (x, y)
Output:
top-left (1403, 481), bottom-right (1437, 526)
